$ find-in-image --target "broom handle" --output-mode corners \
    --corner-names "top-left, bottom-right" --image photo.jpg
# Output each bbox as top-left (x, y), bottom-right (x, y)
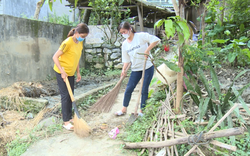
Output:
top-left (134, 58), bottom-right (147, 114)
top-left (65, 77), bottom-right (82, 118)
top-left (114, 63), bottom-right (132, 88)
top-left (65, 77), bottom-right (75, 102)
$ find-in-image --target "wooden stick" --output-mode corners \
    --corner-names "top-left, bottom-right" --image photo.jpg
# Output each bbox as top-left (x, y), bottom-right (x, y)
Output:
top-left (184, 103), bottom-right (239, 156)
top-left (123, 127), bottom-right (244, 149)
top-left (210, 140), bottom-right (237, 151)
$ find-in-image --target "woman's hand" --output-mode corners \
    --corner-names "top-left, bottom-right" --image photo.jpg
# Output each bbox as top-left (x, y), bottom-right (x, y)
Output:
top-left (144, 50), bottom-right (149, 59)
top-left (121, 69), bottom-right (127, 77)
top-left (76, 72), bottom-right (81, 82)
top-left (61, 71), bottom-right (68, 82)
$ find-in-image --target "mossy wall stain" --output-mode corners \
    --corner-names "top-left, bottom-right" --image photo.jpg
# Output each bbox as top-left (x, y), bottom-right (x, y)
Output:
top-left (30, 20), bottom-right (40, 62)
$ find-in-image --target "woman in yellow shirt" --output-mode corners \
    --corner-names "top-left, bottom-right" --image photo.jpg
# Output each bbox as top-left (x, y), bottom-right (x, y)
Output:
top-left (53, 23), bottom-right (89, 130)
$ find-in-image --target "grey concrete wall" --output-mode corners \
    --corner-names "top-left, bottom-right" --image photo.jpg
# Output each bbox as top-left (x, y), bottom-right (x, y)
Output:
top-left (0, 15), bottom-right (72, 89)
top-left (0, 0), bottom-right (78, 22)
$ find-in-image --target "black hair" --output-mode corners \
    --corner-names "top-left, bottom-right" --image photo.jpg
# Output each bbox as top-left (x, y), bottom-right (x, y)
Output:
top-left (117, 22), bottom-right (136, 33)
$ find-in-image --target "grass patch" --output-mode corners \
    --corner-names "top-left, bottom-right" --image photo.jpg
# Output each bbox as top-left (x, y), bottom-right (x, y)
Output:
top-left (6, 123), bottom-right (63, 156)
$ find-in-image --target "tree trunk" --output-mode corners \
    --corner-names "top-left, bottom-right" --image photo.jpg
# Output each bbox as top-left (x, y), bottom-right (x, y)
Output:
top-left (137, 4), bottom-right (144, 32)
top-left (34, 0), bottom-right (45, 20)
top-left (220, 0), bottom-right (226, 25)
top-left (175, 1), bottom-right (185, 114)
top-left (171, 0), bottom-right (179, 16)
top-left (175, 47), bottom-right (184, 113)
top-left (124, 127), bottom-right (244, 149)
top-left (82, 9), bottom-right (91, 24)
top-left (201, 6), bottom-right (207, 46)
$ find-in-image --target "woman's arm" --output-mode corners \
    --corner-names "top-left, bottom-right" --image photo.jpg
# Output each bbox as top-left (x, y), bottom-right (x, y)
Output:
top-left (52, 49), bottom-right (67, 81)
top-left (76, 64), bottom-right (81, 82)
top-left (144, 40), bottom-right (160, 58)
top-left (121, 62), bottom-right (130, 77)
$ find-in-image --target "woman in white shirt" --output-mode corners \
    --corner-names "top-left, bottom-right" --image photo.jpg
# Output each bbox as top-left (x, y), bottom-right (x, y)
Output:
top-left (115, 22), bottom-right (160, 116)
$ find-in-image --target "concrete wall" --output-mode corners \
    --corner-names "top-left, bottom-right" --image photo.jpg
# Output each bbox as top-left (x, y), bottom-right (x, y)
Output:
top-left (0, 0), bottom-right (78, 22)
top-left (0, 15), bottom-right (71, 89)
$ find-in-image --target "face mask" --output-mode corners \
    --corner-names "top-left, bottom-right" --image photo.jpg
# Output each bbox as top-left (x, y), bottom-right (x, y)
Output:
top-left (122, 34), bottom-right (129, 39)
top-left (76, 34), bottom-right (85, 42)
top-left (122, 30), bottom-right (131, 39)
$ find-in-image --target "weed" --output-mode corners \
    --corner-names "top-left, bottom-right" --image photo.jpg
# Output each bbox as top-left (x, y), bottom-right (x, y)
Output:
top-left (6, 123), bottom-right (63, 156)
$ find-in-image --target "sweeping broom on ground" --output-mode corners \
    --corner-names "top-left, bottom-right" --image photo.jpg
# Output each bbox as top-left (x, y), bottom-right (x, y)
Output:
top-left (65, 77), bottom-right (91, 137)
top-left (91, 63), bottom-right (131, 113)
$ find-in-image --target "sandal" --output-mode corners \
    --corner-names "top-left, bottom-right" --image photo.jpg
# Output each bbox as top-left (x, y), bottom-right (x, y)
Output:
top-left (115, 110), bottom-right (126, 116)
top-left (63, 123), bottom-right (74, 131)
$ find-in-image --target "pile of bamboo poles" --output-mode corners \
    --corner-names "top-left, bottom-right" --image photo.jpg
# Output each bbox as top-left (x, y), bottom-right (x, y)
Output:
top-left (124, 90), bottom-right (246, 156)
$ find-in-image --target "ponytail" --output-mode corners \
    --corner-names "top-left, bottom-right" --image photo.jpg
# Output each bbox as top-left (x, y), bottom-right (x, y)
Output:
top-left (67, 28), bottom-right (75, 37)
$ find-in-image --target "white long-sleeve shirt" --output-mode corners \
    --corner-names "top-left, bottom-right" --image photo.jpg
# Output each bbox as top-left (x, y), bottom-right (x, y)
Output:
top-left (122, 32), bottom-right (160, 71)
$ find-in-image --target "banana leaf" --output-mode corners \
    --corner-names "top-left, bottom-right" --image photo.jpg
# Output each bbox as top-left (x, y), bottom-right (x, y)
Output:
top-left (210, 67), bottom-right (221, 99)
top-left (232, 86), bottom-right (250, 115)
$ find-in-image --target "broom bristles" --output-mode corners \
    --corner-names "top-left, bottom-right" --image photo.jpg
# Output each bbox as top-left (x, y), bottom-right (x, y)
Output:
top-left (91, 80), bottom-right (122, 113)
top-left (73, 114), bottom-right (91, 137)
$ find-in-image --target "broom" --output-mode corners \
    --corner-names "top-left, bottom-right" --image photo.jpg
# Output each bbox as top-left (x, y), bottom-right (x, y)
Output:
top-left (91, 63), bottom-right (131, 113)
top-left (65, 77), bottom-right (91, 137)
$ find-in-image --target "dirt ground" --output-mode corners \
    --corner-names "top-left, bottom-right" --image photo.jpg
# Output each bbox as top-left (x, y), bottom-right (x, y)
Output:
top-left (21, 82), bottom-right (140, 156)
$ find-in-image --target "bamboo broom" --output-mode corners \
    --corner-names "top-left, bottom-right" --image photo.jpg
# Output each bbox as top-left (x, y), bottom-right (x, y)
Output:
top-left (91, 63), bottom-right (131, 113)
top-left (65, 77), bottom-right (91, 137)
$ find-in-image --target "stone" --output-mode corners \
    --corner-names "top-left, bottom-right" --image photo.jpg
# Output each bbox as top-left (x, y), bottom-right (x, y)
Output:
top-left (102, 44), bottom-right (115, 49)
top-left (96, 48), bottom-right (102, 53)
top-left (114, 63), bottom-right (123, 69)
top-left (111, 48), bottom-right (121, 53)
top-left (114, 58), bottom-right (122, 63)
top-left (105, 61), bottom-right (113, 67)
top-left (86, 54), bottom-right (93, 62)
top-left (84, 44), bottom-right (93, 49)
top-left (114, 41), bottom-right (121, 47)
top-left (103, 48), bottom-right (112, 54)
top-left (85, 48), bottom-right (96, 54)
top-left (110, 52), bottom-right (121, 59)
top-left (38, 116), bottom-right (58, 128)
top-left (95, 63), bottom-right (104, 69)
top-left (92, 43), bottom-right (102, 48)
top-left (104, 53), bottom-right (109, 61)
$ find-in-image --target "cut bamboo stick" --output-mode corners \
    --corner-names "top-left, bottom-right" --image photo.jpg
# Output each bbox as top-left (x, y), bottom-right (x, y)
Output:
top-left (123, 127), bottom-right (244, 149)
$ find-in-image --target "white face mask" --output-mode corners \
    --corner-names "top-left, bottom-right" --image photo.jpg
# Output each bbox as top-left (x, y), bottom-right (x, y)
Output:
top-left (122, 33), bottom-right (129, 39)
top-left (122, 30), bottom-right (131, 39)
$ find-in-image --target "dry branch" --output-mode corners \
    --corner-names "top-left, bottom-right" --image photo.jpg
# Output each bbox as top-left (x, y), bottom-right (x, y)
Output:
top-left (123, 127), bottom-right (244, 149)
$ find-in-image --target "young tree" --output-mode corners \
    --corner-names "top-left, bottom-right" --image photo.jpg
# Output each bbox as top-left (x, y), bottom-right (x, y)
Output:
top-left (155, 16), bottom-right (190, 114)
top-left (34, 0), bottom-right (45, 20)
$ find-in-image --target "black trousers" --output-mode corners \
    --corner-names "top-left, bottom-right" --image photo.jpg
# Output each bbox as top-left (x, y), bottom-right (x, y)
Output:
top-left (55, 72), bottom-right (74, 122)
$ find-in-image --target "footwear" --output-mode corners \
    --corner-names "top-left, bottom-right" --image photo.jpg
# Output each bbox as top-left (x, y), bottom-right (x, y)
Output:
top-left (63, 123), bottom-right (74, 131)
top-left (115, 110), bottom-right (126, 116)
top-left (138, 112), bottom-right (144, 117)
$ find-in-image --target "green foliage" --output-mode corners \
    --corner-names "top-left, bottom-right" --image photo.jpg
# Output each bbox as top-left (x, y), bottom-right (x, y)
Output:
top-left (121, 88), bottom-right (165, 145)
top-left (216, 132), bottom-right (250, 155)
top-left (122, 101), bottom-right (161, 143)
top-left (48, 11), bottom-right (77, 26)
top-left (88, 0), bottom-right (130, 44)
top-left (202, 0), bottom-right (250, 67)
top-left (184, 68), bottom-right (250, 127)
top-left (154, 16), bottom-right (190, 45)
